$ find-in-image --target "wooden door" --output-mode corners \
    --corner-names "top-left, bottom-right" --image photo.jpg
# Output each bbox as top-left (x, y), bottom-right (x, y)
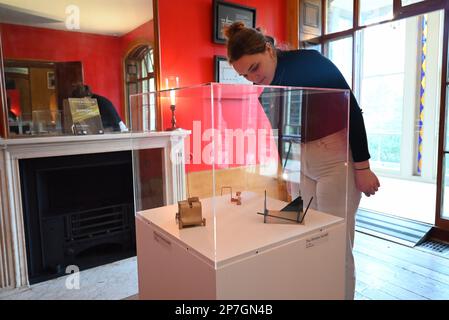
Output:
top-left (55, 61), bottom-right (84, 110)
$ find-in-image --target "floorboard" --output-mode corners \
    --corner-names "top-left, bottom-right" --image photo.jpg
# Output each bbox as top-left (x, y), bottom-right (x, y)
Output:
top-left (355, 232), bottom-right (449, 300)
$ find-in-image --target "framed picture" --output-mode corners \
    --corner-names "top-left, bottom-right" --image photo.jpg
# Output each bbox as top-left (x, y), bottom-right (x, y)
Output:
top-left (213, 0), bottom-right (256, 44)
top-left (47, 71), bottom-right (55, 89)
top-left (214, 55), bottom-right (252, 85)
top-left (299, 0), bottom-right (322, 41)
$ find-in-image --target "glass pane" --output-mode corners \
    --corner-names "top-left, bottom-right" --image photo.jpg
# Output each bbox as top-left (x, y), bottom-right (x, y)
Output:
top-left (1, 1), bottom-right (154, 138)
top-left (142, 59), bottom-right (148, 78)
top-left (442, 154), bottom-right (449, 219)
top-left (304, 42), bottom-right (321, 53)
top-left (359, 12), bottom-right (442, 226)
top-left (358, 21), bottom-right (406, 171)
top-left (327, 37), bottom-right (353, 87)
top-left (401, 0), bottom-right (425, 6)
top-left (132, 148), bottom-right (165, 211)
top-left (150, 78), bottom-right (155, 130)
top-left (326, 0), bottom-right (353, 34)
top-left (129, 91), bottom-right (155, 132)
top-left (446, 85), bottom-right (449, 151)
top-left (359, 0), bottom-right (393, 26)
top-left (148, 50), bottom-right (154, 73)
top-left (300, 0), bottom-right (322, 41)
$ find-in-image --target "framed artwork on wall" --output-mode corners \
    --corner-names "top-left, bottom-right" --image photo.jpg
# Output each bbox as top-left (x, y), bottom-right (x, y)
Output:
top-left (214, 55), bottom-right (252, 84)
top-left (299, 0), bottom-right (322, 41)
top-left (213, 0), bottom-right (256, 44)
top-left (47, 71), bottom-right (55, 89)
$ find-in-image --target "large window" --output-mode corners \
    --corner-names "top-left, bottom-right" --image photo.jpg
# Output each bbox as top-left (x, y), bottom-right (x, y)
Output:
top-left (301, 1), bottom-right (446, 225)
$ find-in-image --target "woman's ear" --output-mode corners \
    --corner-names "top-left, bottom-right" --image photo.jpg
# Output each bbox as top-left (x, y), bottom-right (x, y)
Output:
top-left (266, 43), bottom-right (275, 59)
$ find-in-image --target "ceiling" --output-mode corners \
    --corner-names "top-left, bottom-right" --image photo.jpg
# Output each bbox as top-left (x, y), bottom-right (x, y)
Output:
top-left (0, 0), bottom-right (153, 36)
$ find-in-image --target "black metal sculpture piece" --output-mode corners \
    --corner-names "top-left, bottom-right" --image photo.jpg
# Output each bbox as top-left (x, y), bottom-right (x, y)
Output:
top-left (257, 191), bottom-right (313, 224)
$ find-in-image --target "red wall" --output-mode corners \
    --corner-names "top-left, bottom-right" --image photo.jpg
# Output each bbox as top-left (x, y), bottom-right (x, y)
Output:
top-left (1, 23), bottom-right (123, 115)
top-left (158, 0), bottom-right (287, 171)
top-left (121, 20), bottom-right (155, 49)
top-left (1, 21), bottom-right (155, 118)
top-left (158, 0), bottom-right (287, 87)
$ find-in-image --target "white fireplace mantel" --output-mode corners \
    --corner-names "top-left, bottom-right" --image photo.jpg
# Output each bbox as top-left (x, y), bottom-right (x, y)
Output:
top-left (0, 131), bottom-right (189, 289)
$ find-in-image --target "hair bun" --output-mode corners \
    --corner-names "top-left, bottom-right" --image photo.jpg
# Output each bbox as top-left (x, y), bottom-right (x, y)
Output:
top-left (224, 21), bottom-right (246, 39)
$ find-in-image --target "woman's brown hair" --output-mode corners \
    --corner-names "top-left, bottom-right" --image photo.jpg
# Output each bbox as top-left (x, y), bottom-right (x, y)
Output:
top-left (224, 22), bottom-right (275, 63)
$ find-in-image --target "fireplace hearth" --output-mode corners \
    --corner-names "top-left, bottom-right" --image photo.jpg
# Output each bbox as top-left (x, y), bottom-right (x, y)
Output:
top-left (20, 151), bottom-right (136, 284)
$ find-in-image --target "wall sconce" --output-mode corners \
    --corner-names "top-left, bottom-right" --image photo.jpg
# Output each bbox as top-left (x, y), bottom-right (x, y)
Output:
top-left (165, 76), bottom-right (181, 131)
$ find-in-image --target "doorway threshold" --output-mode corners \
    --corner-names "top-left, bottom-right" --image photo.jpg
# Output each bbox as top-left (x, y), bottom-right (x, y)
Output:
top-left (355, 209), bottom-right (432, 247)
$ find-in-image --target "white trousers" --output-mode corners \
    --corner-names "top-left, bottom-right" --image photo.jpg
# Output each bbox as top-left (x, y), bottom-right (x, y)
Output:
top-left (300, 129), bottom-right (361, 300)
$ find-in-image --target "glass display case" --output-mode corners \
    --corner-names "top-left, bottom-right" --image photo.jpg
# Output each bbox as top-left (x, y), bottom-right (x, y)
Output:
top-left (134, 83), bottom-right (350, 299)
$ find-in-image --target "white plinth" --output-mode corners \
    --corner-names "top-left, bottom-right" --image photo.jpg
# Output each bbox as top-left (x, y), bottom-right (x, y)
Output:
top-left (136, 191), bottom-right (346, 300)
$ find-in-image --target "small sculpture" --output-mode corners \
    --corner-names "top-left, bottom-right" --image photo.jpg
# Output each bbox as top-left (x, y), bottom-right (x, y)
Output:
top-left (221, 187), bottom-right (242, 205)
top-left (257, 191), bottom-right (313, 224)
top-left (176, 197), bottom-right (206, 229)
top-left (233, 191), bottom-right (242, 205)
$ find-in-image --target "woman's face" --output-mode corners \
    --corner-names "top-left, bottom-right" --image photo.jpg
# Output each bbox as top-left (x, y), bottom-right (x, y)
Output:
top-left (231, 45), bottom-right (277, 85)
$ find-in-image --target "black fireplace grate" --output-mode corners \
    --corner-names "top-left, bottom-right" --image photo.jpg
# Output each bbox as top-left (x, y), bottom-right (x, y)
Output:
top-left (20, 151), bottom-right (138, 284)
top-left (66, 205), bottom-right (131, 242)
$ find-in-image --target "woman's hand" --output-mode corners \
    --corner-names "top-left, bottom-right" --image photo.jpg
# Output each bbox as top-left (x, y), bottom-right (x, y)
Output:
top-left (354, 169), bottom-right (380, 197)
top-left (353, 161), bottom-right (380, 197)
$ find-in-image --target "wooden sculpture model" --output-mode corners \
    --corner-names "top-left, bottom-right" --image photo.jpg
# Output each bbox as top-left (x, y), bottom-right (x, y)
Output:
top-left (221, 187), bottom-right (242, 205)
top-left (176, 197), bottom-right (206, 229)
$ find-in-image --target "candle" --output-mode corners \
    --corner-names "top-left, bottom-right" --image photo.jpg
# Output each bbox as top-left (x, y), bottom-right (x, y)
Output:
top-left (170, 89), bottom-right (176, 106)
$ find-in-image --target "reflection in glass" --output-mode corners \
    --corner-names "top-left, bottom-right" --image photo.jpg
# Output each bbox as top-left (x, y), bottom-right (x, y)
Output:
top-left (31, 110), bottom-right (62, 135)
top-left (1, 1), bottom-right (155, 137)
top-left (359, 0), bottom-right (393, 26)
top-left (326, 0), bottom-right (353, 34)
top-left (327, 36), bottom-right (353, 87)
top-left (133, 148), bottom-right (165, 212)
top-left (129, 92), bottom-right (156, 132)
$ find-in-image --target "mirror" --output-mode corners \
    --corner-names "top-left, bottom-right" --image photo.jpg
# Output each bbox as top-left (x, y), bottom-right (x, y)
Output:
top-left (0, 0), bottom-right (157, 137)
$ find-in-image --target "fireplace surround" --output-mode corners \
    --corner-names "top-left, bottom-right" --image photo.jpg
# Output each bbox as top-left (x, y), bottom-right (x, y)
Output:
top-left (0, 131), bottom-right (188, 288)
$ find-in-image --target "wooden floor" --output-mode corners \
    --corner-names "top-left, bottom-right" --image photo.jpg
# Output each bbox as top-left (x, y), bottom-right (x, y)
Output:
top-left (354, 231), bottom-right (449, 300)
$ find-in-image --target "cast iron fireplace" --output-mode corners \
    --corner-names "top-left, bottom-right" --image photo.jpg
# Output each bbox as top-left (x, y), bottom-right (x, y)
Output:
top-left (20, 151), bottom-right (136, 284)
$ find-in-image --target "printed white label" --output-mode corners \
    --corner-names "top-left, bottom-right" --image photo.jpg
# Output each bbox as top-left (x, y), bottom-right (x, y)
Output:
top-left (306, 231), bottom-right (329, 248)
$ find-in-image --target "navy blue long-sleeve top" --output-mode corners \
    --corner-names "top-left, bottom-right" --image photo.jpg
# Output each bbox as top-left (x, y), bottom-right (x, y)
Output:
top-left (270, 49), bottom-right (370, 162)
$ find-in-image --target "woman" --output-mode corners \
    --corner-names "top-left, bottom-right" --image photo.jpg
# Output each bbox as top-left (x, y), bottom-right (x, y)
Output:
top-left (224, 22), bottom-right (380, 300)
